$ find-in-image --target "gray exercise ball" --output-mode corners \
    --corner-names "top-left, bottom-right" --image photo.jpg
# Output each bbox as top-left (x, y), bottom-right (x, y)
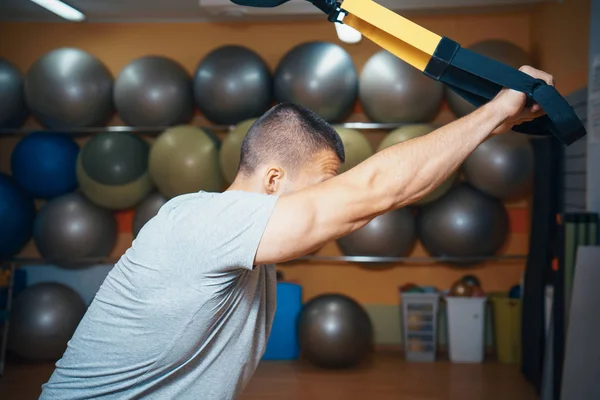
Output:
top-left (8, 282), bottom-right (86, 361)
top-left (446, 40), bottom-right (531, 117)
top-left (274, 42), bottom-right (358, 122)
top-left (418, 184), bottom-right (509, 260)
top-left (337, 208), bottom-right (416, 257)
top-left (0, 58), bottom-right (28, 128)
top-left (115, 56), bottom-right (193, 127)
top-left (194, 46), bottom-right (272, 125)
top-left (359, 50), bottom-right (444, 123)
top-left (25, 48), bottom-right (113, 128)
top-left (33, 192), bottom-right (117, 266)
top-left (299, 294), bottom-right (373, 368)
top-left (463, 133), bottom-right (534, 200)
top-left (133, 192), bottom-right (167, 237)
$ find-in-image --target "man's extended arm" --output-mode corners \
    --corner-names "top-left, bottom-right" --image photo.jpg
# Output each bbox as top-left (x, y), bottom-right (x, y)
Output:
top-left (255, 66), bottom-right (552, 265)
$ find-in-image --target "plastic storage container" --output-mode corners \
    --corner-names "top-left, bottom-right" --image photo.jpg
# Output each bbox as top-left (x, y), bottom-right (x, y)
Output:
top-left (262, 282), bottom-right (302, 360)
top-left (401, 292), bottom-right (441, 362)
top-left (446, 296), bottom-right (487, 363)
top-left (491, 296), bottom-right (522, 364)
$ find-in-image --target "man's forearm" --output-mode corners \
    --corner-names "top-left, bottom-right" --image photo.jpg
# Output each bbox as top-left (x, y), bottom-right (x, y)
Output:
top-left (348, 102), bottom-right (508, 215)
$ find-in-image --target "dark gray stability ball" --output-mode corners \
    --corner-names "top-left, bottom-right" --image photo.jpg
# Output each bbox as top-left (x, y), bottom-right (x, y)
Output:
top-left (463, 133), bottom-right (534, 200)
top-left (8, 282), bottom-right (86, 361)
top-left (446, 40), bottom-right (531, 117)
top-left (25, 47), bottom-right (114, 129)
top-left (274, 42), bottom-right (358, 122)
top-left (337, 208), bottom-right (416, 257)
top-left (132, 192), bottom-right (167, 238)
top-left (0, 58), bottom-right (28, 128)
top-left (418, 184), bottom-right (509, 259)
top-left (33, 192), bottom-right (117, 266)
top-left (299, 294), bottom-right (373, 369)
top-left (80, 132), bottom-right (149, 186)
top-left (359, 50), bottom-right (444, 123)
top-left (115, 56), bottom-right (194, 127)
top-left (194, 45), bottom-right (272, 125)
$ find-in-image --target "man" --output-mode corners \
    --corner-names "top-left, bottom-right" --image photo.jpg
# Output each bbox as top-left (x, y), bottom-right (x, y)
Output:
top-left (40, 65), bottom-right (552, 400)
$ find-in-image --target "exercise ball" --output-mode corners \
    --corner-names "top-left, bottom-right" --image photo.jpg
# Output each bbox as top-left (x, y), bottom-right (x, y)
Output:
top-left (0, 173), bottom-right (35, 259)
top-left (220, 119), bottom-right (256, 184)
top-left (25, 48), bottom-right (113, 128)
top-left (274, 42), bottom-right (358, 122)
top-left (337, 208), bottom-right (416, 257)
top-left (11, 132), bottom-right (79, 199)
top-left (77, 132), bottom-right (152, 210)
top-left (8, 283), bottom-right (86, 361)
top-left (299, 294), bottom-right (373, 368)
top-left (34, 192), bottom-right (117, 265)
top-left (463, 133), bottom-right (534, 199)
top-left (194, 46), bottom-right (272, 125)
top-left (418, 184), bottom-right (509, 259)
top-left (377, 124), bottom-right (457, 205)
top-left (360, 50), bottom-right (443, 123)
top-left (133, 192), bottom-right (167, 238)
top-left (446, 40), bottom-right (531, 117)
top-left (0, 58), bottom-right (28, 128)
top-left (149, 125), bottom-right (222, 198)
top-left (115, 56), bottom-right (193, 127)
top-left (334, 127), bottom-right (373, 174)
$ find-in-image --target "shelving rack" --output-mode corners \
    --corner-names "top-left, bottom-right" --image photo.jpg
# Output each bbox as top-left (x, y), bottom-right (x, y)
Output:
top-left (0, 120), bottom-right (530, 375)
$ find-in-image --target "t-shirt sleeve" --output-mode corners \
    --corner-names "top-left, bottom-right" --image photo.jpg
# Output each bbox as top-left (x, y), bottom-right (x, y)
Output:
top-left (169, 191), bottom-right (279, 273)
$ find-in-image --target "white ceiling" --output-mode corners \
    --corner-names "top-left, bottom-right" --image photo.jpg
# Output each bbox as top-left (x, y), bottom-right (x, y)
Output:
top-left (0, 0), bottom-right (559, 22)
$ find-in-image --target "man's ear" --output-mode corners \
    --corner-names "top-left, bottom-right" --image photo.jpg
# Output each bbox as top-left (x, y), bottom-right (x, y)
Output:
top-left (263, 166), bottom-right (285, 195)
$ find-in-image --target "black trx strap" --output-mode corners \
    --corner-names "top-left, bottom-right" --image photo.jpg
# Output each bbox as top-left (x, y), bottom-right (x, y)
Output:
top-left (230, 0), bottom-right (587, 146)
top-left (425, 37), bottom-right (586, 146)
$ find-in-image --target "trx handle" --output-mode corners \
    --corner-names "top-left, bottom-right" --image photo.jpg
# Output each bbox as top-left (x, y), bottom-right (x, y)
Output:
top-left (425, 37), bottom-right (586, 146)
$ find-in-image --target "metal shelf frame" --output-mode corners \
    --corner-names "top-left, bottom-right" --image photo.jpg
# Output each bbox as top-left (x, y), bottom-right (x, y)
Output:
top-left (0, 121), bottom-right (440, 137)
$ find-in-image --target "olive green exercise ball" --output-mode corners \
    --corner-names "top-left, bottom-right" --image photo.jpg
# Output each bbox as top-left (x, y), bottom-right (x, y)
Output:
top-left (150, 125), bottom-right (222, 198)
top-left (333, 127), bottom-right (373, 174)
top-left (220, 119), bottom-right (256, 184)
top-left (377, 124), bottom-right (457, 205)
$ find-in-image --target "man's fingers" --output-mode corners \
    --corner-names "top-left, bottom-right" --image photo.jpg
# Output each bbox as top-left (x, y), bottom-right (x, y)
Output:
top-left (519, 65), bottom-right (555, 86)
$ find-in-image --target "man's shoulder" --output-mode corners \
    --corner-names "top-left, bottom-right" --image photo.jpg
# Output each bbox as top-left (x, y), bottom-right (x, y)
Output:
top-left (161, 190), bottom-right (277, 224)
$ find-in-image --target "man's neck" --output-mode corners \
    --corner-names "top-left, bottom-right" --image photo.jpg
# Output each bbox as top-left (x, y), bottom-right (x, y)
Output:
top-left (226, 177), bottom-right (266, 195)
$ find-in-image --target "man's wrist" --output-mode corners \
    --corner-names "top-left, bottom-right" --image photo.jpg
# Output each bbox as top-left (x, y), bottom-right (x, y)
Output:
top-left (477, 100), bottom-right (511, 134)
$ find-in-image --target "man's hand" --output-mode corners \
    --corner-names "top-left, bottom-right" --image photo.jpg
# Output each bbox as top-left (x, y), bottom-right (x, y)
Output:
top-left (490, 65), bottom-right (555, 135)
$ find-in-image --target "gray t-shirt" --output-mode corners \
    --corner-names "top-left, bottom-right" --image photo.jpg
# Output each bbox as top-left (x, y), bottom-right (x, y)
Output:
top-left (40, 190), bottom-right (279, 400)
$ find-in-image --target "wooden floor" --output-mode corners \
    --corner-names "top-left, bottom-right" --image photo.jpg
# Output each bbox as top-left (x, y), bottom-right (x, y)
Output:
top-left (1, 353), bottom-right (537, 400)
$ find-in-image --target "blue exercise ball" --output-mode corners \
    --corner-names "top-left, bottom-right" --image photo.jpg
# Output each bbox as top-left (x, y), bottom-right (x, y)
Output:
top-left (11, 133), bottom-right (79, 199)
top-left (509, 284), bottom-right (522, 299)
top-left (0, 173), bottom-right (36, 259)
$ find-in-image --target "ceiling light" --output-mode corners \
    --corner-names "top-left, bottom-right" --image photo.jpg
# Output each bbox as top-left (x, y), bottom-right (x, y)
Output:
top-left (29, 0), bottom-right (86, 22)
top-left (334, 23), bottom-right (362, 44)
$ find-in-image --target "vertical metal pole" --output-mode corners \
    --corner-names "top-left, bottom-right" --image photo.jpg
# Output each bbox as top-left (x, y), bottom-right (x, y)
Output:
top-left (0, 262), bottom-right (16, 376)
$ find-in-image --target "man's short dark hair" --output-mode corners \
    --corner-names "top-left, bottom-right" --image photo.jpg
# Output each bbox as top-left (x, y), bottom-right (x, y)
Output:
top-left (238, 103), bottom-right (345, 177)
